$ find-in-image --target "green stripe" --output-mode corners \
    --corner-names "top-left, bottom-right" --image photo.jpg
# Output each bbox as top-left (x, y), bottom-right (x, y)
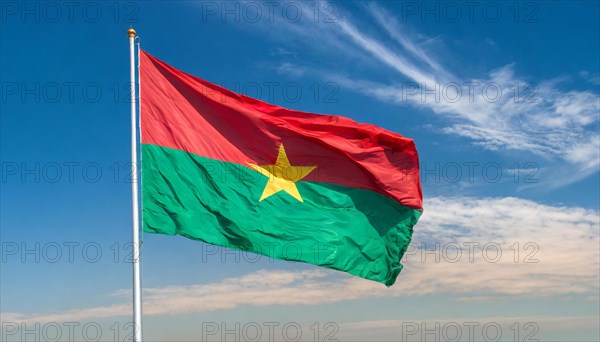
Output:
top-left (141, 144), bottom-right (421, 286)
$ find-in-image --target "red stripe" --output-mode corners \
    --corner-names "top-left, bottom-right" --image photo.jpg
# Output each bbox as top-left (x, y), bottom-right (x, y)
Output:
top-left (140, 50), bottom-right (423, 210)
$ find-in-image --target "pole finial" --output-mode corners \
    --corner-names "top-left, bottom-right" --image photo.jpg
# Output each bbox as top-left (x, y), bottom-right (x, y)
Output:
top-left (127, 28), bottom-right (137, 38)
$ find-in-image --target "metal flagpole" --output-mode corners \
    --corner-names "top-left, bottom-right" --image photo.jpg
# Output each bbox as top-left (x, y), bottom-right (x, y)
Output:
top-left (127, 27), bottom-right (143, 342)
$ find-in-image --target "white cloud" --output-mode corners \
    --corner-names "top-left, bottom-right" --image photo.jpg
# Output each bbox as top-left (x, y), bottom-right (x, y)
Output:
top-left (579, 71), bottom-right (600, 85)
top-left (3, 197), bottom-right (598, 324)
top-left (245, 1), bottom-right (600, 184)
top-left (276, 62), bottom-right (307, 77)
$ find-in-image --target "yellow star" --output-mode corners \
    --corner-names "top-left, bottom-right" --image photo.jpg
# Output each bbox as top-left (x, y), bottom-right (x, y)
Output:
top-left (248, 143), bottom-right (317, 202)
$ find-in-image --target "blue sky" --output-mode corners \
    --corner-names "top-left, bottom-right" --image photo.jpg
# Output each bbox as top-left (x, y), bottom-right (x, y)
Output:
top-left (1, 1), bottom-right (599, 341)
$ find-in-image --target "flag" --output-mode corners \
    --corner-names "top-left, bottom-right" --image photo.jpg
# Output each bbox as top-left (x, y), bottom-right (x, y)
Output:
top-left (139, 50), bottom-right (423, 286)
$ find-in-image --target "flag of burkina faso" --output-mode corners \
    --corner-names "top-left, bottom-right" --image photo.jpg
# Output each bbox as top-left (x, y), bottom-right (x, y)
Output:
top-left (139, 50), bottom-right (423, 286)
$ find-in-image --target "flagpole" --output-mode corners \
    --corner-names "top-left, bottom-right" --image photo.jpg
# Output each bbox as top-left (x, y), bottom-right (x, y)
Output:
top-left (127, 27), bottom-right (143, 342)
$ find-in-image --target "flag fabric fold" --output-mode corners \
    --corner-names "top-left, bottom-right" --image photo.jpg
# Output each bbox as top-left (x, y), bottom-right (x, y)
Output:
top-left (140, 50), bottom-right (422, 286)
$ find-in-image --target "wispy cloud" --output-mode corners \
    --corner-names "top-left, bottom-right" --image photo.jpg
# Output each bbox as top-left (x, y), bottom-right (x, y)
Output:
top-left (580, 71), bottom-right (600, 85)
top-left (276, 62), bottom-right (307, 77)
top-left (366, 4), bottom-right (448, 77)
top-left (246, 1), bottom-right (600, 185)
top-left (4, 197), bottom-right (598, 323)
